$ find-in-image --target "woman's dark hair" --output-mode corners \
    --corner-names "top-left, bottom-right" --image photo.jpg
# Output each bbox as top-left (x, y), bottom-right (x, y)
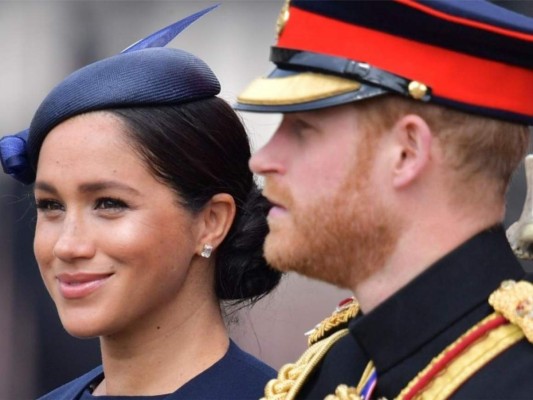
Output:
top-left (111, 97), bottom-right (281, 305)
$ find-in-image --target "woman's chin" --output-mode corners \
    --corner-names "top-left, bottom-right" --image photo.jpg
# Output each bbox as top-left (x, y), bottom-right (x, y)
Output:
top-left (58, 314), bottom-right (106, 339)
top-left (62, 325), bottom-right (101, 339)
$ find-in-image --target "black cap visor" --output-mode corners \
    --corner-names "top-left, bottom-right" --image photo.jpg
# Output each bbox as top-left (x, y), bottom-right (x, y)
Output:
top-left (235, 67), bottom-right (387, 113)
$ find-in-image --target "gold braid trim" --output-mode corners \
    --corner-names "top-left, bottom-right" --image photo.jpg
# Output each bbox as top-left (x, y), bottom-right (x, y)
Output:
top-left (489, 280), bottom-right (533, 342)
top-left (356, 361), bottom-right (376, 395)
top-left (399, 320), bottom-right (522, 399)
top-left (262, 329), bottom-right (350, 400)
top-left (324, 361), bottom-right (375, 400)
top-left (396, 313), bottom-right (524, 400)
top-left (306, 298), bottom-right (359, 346)
top-left (324, 384), bottom-right (361, 400)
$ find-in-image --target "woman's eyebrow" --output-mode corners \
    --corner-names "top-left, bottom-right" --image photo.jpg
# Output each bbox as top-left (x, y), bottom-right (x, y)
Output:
top-left (34, 180), bottom-right (141, 196)
top-left (34, 181), bottom-right (57, 195)
top-left (77, 181), bottom-right (141, 195)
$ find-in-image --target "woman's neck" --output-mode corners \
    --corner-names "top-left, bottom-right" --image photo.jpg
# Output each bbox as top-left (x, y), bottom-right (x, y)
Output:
top-left (94, 296), bottom-right (228, 396)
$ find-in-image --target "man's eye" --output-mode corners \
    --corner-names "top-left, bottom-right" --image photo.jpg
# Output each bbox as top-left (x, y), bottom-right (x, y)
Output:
top-left (290, 119), bottom-right (314, 138)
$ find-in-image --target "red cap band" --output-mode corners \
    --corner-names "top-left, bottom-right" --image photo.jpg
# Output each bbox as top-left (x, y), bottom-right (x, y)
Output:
top-left (278, 6), bottom-right (533, 120)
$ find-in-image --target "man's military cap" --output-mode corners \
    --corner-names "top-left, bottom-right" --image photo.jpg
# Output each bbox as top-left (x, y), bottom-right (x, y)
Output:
top-left (236, 0), bottom-right (533, 125)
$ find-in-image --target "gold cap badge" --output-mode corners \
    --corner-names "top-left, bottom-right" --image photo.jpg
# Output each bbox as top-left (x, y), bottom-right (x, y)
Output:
top-left (276, 0), bottom-right (291, 38)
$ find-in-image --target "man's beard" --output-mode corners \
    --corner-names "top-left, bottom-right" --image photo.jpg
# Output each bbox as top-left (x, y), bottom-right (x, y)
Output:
top-left (263, 141), bottom-right (401, 290)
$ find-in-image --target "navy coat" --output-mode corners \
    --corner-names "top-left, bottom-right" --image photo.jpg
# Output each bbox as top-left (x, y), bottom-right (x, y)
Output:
top-left (38, 340), bottom-right (275, 400)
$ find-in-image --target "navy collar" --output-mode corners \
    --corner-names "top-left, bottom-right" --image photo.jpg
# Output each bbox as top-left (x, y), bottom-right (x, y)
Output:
top-left (350, 225), bottom-right (525, 380)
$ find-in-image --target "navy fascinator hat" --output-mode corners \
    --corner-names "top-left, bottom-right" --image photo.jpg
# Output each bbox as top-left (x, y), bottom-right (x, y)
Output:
top-left (0, 5), bottom-right (220, 185)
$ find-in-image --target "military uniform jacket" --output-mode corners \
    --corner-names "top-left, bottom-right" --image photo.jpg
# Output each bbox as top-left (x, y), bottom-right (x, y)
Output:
top-left (294, 226), bottom-right (533, 399)
top-left (37, 340), bottom-right (275, 400)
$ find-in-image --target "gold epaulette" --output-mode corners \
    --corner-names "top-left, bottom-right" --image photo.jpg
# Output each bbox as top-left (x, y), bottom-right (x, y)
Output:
top-left (262, 329), bottom-right (350, 400)
top-left (397, 313), bottom-right (523, 400)
top-left (306, 297), bottom-right (360, 346)
top-left (395, 281), bottom-right (533, 400)
top-left (489, 279), bottom-right (533, 342)
top-left (261, 298), bottom-right (360, 400)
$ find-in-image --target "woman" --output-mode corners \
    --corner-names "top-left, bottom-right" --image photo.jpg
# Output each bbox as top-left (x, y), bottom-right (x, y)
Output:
top-left (0, 12), bottom-right (280, 400)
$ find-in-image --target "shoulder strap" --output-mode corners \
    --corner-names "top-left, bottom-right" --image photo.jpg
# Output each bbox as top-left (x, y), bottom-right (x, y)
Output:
top-left (396, 279), bottom-right (533, 400)
top-left (262, 298), bottom-right (360, 400)
top-left (489, 279), bottom-right (533, 342)
top-left (396, 313), bottom-right (523, 400)
top-left (262, 329), bottom-right (350, 400)
top-left (306, 297), bottom-right (359, 346)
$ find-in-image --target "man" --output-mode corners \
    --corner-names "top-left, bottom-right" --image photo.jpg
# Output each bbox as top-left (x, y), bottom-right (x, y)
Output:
top-left (236, 1), bottom-right (533, 399)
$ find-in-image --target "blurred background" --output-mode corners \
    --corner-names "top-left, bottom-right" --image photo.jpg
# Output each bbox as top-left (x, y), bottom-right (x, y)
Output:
top-left (0, 1), bottom-right (531, 398)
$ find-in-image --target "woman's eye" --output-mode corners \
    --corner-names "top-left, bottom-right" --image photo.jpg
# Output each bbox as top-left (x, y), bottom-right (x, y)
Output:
top-left (35, 199), bottom-right (64, 213)
top-left (95, 197), bottom-right (128, 211)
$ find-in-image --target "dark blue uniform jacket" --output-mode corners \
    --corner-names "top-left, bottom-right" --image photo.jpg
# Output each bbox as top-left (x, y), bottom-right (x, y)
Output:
top-left (298, 226), bottom-right (533, 399)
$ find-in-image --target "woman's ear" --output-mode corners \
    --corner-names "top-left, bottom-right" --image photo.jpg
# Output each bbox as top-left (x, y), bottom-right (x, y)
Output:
top-left (391, 114), bottom-right (433, 189)
top-left (195, 193), bottom-right (236, 256)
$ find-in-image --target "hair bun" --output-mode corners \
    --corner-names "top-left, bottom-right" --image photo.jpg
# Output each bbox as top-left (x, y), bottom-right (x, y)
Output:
top-left (215, 185), bottom-right (281, 304)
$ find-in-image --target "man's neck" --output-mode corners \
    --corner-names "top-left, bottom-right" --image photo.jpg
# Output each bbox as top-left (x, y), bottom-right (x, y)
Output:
top-left (353, 213), bottom-right (503, 313)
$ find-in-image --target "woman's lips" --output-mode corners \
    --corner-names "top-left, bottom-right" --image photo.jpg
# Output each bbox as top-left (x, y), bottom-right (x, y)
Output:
top-left (56, 273), bottom-right (113, 299)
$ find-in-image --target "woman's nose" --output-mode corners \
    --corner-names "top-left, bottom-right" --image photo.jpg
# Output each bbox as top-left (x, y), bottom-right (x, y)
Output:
top-left (52, 216), bottom-right (96, 262)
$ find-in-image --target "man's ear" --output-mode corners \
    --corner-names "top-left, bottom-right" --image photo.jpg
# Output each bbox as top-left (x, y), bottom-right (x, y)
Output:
top-left (391, 114), bottom-right (433, 189)
top-left (195, 193), bottom-right (236, 256)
